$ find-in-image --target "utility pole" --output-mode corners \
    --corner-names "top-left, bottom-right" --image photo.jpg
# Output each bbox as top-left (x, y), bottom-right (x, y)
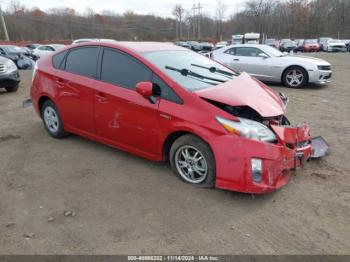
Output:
top-left (197, 2), bottom-right (202, 40)
top-left (179, 6), bottom-right (184, 39)
top-left (191, 4), bottom-right (196, 39)
top-left (0, 3), bottom-right (9, 41)
top-left (191, 2), bottom-right (202, 40)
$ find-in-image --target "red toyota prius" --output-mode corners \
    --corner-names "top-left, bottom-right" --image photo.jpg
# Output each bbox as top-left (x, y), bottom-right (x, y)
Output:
top-left (31, 42), bottom-right (323, 193)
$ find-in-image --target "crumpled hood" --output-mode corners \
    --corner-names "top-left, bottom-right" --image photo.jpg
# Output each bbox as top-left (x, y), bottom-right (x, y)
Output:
top-left (195, 72), bottom-right (284, 117)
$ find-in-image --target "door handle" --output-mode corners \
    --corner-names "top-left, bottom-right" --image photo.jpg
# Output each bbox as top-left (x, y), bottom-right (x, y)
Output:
top-left (96, 92), bottom-right (108, 103)
top-left (233, 58), bottom-right (240, 61)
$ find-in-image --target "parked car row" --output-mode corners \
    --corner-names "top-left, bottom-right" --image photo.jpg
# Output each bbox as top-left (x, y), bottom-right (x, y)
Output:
top-left (264, 37), bottom-right (349, 53)
top-left (175, 41), bottom-right (216, 51)
top-left (0, 43), bottom-right (65, 93)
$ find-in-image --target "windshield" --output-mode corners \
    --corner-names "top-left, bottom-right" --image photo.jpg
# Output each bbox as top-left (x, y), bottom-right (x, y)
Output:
top-left (305, 39), bottom-right (318, 44)
top-left (3, 46), bottom-right (19, 53)
top-left (329, 40), bottom-right (342, 44)
top-left (52, 44), bottom-right (65, 50)
top-left (283, 41), bottom-right (296, 45)
top-left (262, 45), bottom-right (284, 57)
top-left (280, 39), bottom-right (291, 44)
top-left (143, 50), bottom-right (236, 91)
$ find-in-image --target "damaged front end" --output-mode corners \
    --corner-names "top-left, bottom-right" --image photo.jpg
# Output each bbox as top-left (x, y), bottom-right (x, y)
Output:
top-left (205, 99), bottom-right (329, 193)
top-left (211, 98), bottom-right (329, 170)
top-left (195, 73), bottom-right (329, 192)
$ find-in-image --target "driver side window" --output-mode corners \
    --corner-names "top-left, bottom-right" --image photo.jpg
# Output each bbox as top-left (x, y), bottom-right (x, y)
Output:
top-left (224, 48), bottom-right (236, 55)
top-left (100, 48), bottom-right (152, 90)
top-left (235, 47), bottom-right (264, 57)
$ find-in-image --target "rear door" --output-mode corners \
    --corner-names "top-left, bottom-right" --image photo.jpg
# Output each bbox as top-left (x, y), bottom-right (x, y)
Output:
top-left (54, 46), bottom-right (99, 135)
top-left (93, 47), bottom-right (160, 154)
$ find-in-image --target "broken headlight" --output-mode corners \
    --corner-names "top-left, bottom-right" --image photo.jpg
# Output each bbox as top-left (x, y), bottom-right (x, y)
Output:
top-left (216, 116), bottom-right (277, 142)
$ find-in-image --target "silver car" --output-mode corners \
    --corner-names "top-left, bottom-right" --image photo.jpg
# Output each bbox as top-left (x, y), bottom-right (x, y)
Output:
top-left (323, 39), bottom-right (347, 52)
top-left (212, 44), bottom-right (332, 88)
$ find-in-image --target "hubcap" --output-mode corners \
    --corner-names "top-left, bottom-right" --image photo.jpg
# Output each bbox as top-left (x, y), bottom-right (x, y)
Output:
top-left (286, 69), bottom-right (304, 87)
top-left (175, 145), bottom-right (208, 184)
top-left (44, 106), bottom-right (59, 133)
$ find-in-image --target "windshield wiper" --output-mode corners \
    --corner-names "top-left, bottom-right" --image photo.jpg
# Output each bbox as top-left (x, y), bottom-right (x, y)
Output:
top-left (190, 63), bottom-right (238, 77)
top-left (165, 65), bottom-right (226, 84)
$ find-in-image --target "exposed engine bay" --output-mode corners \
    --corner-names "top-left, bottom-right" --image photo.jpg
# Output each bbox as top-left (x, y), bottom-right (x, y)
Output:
top-left (204, 98), bottom-right (291, 126)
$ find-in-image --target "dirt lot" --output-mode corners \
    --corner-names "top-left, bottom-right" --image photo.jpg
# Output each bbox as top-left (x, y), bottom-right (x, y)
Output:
top-left (0, 53), bottom-right (350, 255)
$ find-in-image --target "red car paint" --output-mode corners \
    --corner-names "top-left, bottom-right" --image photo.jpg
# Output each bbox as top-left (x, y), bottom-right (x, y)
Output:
top-left (303, 43), bottom-right (321, 52)
top-left (31, 42), bottom-right (313, 193)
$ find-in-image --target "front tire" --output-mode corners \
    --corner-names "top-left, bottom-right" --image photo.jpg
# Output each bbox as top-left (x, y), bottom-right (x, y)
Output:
top-left (170, 134), bottom-right (216, 188)
top-left (283, 66), bottom-right (308, 88)
top-left (41, 100), bottom-right (68, 138)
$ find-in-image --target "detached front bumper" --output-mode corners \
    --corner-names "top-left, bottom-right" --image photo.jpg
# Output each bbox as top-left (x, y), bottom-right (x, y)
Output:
top-left (213, 124), bottom-right (316, 194)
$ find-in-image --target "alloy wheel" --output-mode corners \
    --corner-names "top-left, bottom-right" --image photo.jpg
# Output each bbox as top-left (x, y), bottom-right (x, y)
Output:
top-left (43, 106), bottom-right (59, 133)
top-left (286, 69), bottom-right (304, 87)
top-left (175, 145), bottom-right (208, 184)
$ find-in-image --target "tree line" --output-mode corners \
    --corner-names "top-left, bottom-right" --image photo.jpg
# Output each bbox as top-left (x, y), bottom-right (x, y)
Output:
top-left (1, 0), bottom-right (349, 42)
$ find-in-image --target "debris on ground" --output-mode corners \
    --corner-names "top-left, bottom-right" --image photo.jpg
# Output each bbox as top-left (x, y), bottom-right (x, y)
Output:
top-left (23, 233), bottom-right (35, 239)
top-left (311, 172), bottom-right (329, 180)
top-left (64, 210), bottom-right (76, 217)
top-left (6, 222), bottom-right (16, 228)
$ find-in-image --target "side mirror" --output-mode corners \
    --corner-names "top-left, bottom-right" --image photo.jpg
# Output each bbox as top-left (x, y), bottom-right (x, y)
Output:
top-left (136, 81), bottom-right (154, 98)
top-left (258, 53), bottom-right (269, 59)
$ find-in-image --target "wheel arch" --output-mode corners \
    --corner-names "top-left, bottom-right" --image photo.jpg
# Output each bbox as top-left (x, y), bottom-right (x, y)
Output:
top-left (38, 95), bottom-right (52, 117)
top-left (281, 65), bottom-right (309, 84)
top-left (162, 130), bottom-right (214, 162)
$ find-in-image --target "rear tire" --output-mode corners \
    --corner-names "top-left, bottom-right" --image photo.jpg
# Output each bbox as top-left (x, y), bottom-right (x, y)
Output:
top-left (170, 134), bottom-right (216, 188)
top-left (5, 84), bottom-right (19, 93)
top-left (283, 66), bottom-right (308, 88)
top-left (41, 100), bottom-right (68, 138)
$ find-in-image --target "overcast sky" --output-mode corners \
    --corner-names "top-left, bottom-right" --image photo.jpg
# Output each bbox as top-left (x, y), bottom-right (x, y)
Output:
top-left (3, 0), bottom-right (247, 18)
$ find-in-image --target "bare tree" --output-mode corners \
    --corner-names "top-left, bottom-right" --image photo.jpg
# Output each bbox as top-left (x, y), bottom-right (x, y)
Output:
top-left (215, 0), bottom-right (227, 40)
top-left (2, 0), bottom-right (350, 42)
top-left (172, 4), bottom-right (184, 39)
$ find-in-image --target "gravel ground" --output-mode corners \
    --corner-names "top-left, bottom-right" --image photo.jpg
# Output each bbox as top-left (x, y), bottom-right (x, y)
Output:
top-left (0, 52), bottom-right (349, 255)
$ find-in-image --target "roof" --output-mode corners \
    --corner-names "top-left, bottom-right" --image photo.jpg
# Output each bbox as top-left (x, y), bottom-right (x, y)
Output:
top-left (81, 41), bottom-right (186, 54)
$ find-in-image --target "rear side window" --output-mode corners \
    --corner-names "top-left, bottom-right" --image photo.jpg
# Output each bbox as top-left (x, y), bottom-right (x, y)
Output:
top-left (65, 47), bottom-right (99, 78)
top-left (52, 50), bottom-right (68, 69)
top-left (100, 48), bottom-right (152, 90)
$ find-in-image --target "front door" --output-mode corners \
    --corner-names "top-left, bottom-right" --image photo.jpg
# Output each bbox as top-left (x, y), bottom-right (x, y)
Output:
top-left (228, 47), bottom-right (273, 81)
top-left (93, 47), bottom-right (160, 154)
